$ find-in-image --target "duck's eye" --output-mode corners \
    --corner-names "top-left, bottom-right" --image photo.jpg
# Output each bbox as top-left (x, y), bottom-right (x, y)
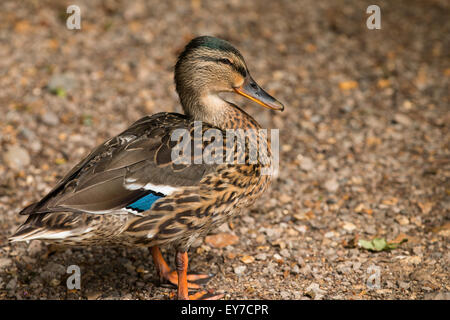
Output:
top-left (218, 58), bottom-right (233, 65)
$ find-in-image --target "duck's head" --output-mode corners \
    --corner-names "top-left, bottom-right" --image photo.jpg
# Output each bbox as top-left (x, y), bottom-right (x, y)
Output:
top-left (175, 36), bottom-right (284, 123)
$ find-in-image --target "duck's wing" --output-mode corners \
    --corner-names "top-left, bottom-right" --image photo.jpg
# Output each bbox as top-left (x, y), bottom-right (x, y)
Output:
top-left (20, 112), bottom-right (218, 216)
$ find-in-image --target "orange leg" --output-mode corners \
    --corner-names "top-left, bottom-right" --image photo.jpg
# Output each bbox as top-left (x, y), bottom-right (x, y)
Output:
top-left (175, 251), bottom-right (224, 300)
top-left (150, 246), bottom-right (211, 290)
top-left (175, 251), bottom-right (190, 299)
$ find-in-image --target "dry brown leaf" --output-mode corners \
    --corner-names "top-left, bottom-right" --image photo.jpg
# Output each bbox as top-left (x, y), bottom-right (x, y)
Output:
top-left (305, 43), bottom-right (317, 53)
top-left (339, 80), bottom-right (358, 90)
top-left (418, 202), bottom-right (433, 214)
top-left (46, 39), bottom-right (59, 50)
top-left (342, 235), bottom-right (359, 248)
top-left (382, 197), bottom-right (398, 206)
top-left (432, 222), bottom-right (450, 237)
top-left (279, 194), bottom-right (292, 204)
top-left (377, 79), bottom-right (390, 88)
top-left (255, 234), bottom-right (265, 243)
top-left (272, 240), bottom-right (286, 249)
top-left (14, 20), bottom-right (31, 33)
top-left (305, 210), bottom-right (316, 220)
top-left (366, 136), bottom-right (382, 146)
top-left (355, 203), bottom-right (366, 213)
top-left (303, 200), bottom-right (315, 208)
top-left (54, 158), bottom-right (66, 165)
top-left (395, 215), bottom-right (410, 226)
top-left (240, 255), bottom-right (255, 264)
top-left (204, 233), bottom-right (238, 248)
top-left (226, 252), bottom-right (236, 259)
top-left (392, 232), bottom-right (419, 245)
top-left (128, 21), bottom-right (142, 32)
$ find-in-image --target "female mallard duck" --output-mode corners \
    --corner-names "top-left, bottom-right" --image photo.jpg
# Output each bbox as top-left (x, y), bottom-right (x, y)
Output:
top-left (10, 36), bottom-right (284, 300)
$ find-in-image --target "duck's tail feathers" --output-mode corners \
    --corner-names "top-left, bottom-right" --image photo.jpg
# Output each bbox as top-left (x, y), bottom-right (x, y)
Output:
top-left (9, 225), bottom-right (75, 242)
top-left (19, 202), bottom-right (39, 215)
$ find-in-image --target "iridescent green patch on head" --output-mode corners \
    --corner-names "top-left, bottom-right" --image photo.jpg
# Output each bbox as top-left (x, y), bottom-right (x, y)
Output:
top-left (196, 36), bottom-right (235, 52)
top-left (180, 36), bottom-right (244, 60)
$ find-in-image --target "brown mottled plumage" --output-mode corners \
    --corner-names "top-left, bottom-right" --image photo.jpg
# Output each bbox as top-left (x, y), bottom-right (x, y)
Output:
top-left (10, 36), bottom-right (284, 299)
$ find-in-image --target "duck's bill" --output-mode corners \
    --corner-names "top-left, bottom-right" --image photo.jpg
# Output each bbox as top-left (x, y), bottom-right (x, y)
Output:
top-left (234, 76), bottom-right (284, 111)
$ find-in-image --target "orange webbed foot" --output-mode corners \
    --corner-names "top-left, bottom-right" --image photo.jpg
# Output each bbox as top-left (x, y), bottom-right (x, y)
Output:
top-left (170, 289), bottom-right (224, 300)
top-left (160, 270), bottom-right (214, 289)
top-left (187, 290), bottom-right (224, 300)
top-left (150, 246), bottom-right (223, 300)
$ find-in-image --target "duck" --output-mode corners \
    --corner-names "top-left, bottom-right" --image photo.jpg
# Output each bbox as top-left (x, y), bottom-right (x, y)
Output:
top-left (10, 36), bottom-right (284, 300)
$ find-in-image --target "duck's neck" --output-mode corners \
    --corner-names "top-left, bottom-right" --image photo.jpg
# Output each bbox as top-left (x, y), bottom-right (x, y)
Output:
top-left (180, 91), bottom-right (260, 131)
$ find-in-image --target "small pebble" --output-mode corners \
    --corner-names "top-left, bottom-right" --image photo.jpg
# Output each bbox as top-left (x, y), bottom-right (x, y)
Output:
top-left (3, 145), bottom-right (30, 170)
top-left (40, 112), bottom-right (60, 126)
top-left (280, 249), bottom-right (290, 258)
top-left (305, 283), bottom-right (326, 300)
top-left (395, 215), bottom-right (410, 226)
top-left (342, 222), bottom-right (357, 232)
top-left (234, 265), bottom-right (247, 275)
top-left (299, 156), bottom-right (314, 171)
top-left (255, 253), bottom-right (267, 261)
top-left (0, 258), bottom-right (12, 270)
top-left (291, 265), bottom-right (301, 274)
top-left (6, 278), bottom-right (17, 290)
top-left (324, 179), bottom-right (339, 192)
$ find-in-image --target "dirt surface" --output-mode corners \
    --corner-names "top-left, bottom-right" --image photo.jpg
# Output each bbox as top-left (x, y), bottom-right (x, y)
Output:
top-left (0, 0), bottom-right (449, 300)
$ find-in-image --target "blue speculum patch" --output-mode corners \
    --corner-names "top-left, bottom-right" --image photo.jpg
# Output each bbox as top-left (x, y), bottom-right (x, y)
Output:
top-left (126, 193), bottom-right (162, 212)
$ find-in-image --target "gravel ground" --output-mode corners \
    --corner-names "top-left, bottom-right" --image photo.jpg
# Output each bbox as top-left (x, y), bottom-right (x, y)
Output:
top-left (0, 0), bottom-right (449, 300)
